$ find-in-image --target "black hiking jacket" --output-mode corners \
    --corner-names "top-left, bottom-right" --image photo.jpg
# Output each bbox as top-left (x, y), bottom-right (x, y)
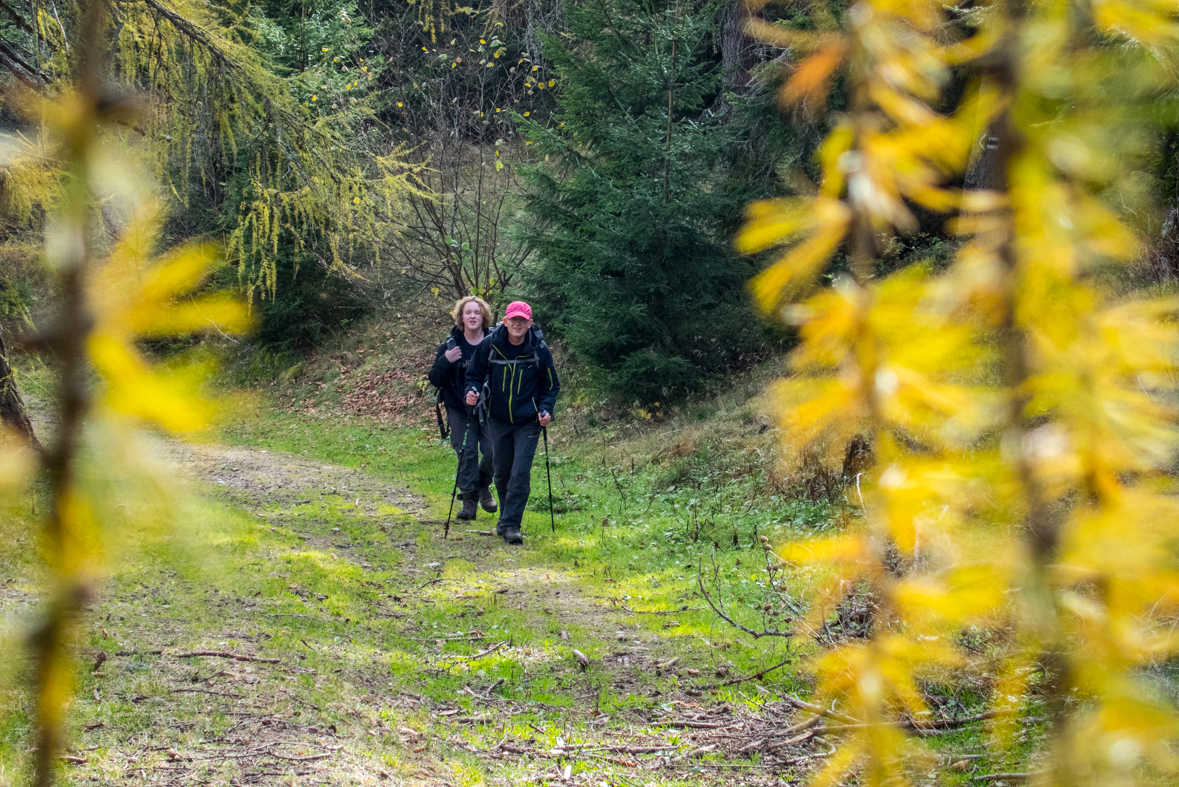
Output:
top-left (464, 326), bottom-right (560, 424)
top-left (428, 327), bottom-right (485, 410)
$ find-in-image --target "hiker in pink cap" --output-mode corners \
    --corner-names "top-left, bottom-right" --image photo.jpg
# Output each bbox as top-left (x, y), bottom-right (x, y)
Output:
top-left (464, 300), bottom-right (561, 545)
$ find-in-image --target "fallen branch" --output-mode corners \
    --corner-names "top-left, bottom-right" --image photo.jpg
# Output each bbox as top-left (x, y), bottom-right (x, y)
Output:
top-left (0, 40), bottom-right (44, 89)
top-left (171, 688), bottom-right (242, 697)
top-left (269, 752), bottom-right (333, 763)
top-left (710, 655), bottom-right (794, 688)
top-left (620, 605), bottom-right (705, 615)
top-left (670, 743), bottom-right (718, 761)
top-left (971, 774), bottom-right (1030, 782)
top-left (777, 729), bottom-right (820, 748)
top-left (465, 529), bottom-right (495, 536)
top-left (815, 714), bottom-right (1047, 737)
top-left (457, 641), bottom-right (508, 661)
top-left (462, 677), bottom-right (506, 701)
top-left (173, 650), bottom-right (280, 664)
top-left (606, 744), bottom-right (679, 754)
top-left (581, 752), bottom-right (638, 767)
top-left (779, 716), bottom-right (823, 737)
top-left (782, 747), bottom-right (835, 765)
top-left (651, 720), bottom-right (727, 730)
top-left (499, 743), bottom-right (555, 759)
top-left (414, 634), bottom-right (486, 644)
top-left (114, 650), bottom-right (163, 657)
top-left (909, 710), bottom-right (1042, 731)
top-left (780, 695), bottom-right (861, 725)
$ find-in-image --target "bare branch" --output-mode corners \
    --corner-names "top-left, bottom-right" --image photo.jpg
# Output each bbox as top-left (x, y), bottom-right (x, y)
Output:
top-left (696, 552), bottom-right (792, 640)
top-left (129, 0), bottom-right (235, 68)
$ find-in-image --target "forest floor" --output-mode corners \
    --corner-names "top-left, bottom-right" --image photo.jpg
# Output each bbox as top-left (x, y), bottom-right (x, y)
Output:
top-left (34, 433), bottom-right (840, 787)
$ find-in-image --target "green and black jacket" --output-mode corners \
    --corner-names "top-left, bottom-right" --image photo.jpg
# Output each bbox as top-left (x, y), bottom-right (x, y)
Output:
top-left (465, 326), bottom-right (560, 424)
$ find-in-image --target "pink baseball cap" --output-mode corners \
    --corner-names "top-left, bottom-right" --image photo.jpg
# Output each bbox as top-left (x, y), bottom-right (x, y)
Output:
top-left (503, 301), bottom-right (532, 321)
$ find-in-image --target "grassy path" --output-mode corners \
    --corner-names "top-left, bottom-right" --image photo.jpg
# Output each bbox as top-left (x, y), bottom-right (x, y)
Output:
top-left (36, 435), bottom-right (824, 787)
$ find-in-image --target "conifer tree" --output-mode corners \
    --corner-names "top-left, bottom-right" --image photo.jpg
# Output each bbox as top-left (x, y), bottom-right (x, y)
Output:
top-left (517, 0), bottom-right (760, 402)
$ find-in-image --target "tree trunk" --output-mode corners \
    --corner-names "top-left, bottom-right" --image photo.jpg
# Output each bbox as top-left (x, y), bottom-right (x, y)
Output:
top-left (963, 126), bottom-right (1005, 192)
top-left (715, 0), bottom-right (755, 116)
top-left (0, 328), bottom-right (42, 451)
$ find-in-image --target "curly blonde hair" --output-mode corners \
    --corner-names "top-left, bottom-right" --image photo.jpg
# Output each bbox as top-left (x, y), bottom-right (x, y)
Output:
top-left (451, 295), bottom-right (493, 329)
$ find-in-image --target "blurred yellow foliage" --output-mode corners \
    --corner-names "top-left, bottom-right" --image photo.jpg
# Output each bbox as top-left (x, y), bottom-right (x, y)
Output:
top-left (741, 1), bottom-right (1179, 785)
top-left (1, 22), bottom-right (250, 780)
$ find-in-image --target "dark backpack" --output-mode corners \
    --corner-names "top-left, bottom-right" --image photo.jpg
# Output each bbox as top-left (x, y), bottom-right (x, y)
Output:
top-left (434, 334), bottom-right (463, 440)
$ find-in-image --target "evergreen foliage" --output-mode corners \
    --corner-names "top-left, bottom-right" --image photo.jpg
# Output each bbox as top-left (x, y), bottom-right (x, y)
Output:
top-left (517, 0), bottom-right (761, 403)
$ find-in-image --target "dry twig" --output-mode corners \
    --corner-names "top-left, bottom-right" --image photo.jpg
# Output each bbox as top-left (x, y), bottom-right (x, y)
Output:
top-left (697, 558), bottom-right (791, 640)
top-left (172, 650), bottom-right (280, 664)
top-left (972, 774), bottom-right (1030, 782)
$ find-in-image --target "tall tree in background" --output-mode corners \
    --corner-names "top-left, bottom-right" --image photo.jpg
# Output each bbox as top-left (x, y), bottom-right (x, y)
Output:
top-left (0, 0), bottom-right (418, 303)
top-left (518, 0), bottom-right (761, 402)
top-left (373, 2), bottom-right (560, 302)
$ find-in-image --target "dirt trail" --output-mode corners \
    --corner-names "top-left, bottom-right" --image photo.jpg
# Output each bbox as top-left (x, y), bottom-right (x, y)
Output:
top-left (173, 440), bottom-right (689, 712)
top-left (36, 439), bottom-right (819, 786)
top-left (177, 440), bottom-right (628, 639)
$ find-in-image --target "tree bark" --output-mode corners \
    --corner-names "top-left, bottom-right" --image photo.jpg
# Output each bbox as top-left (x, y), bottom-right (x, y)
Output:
top-left (963, 126), bottom-right (1005, 192)
top-left (715, 0), bottom-right (755, 116)
top-left (0, 328), bottom-right (42, 452)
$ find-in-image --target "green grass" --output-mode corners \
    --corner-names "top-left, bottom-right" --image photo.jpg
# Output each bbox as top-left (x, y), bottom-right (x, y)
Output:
top-left (217, 401), bottom-right (831, 675)
top-left (0, 328), bottom-right (1048, 785)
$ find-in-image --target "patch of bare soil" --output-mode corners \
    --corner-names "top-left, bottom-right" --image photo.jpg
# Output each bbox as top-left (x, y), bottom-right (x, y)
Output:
top-left (173, 442), bottom-right (428, 518)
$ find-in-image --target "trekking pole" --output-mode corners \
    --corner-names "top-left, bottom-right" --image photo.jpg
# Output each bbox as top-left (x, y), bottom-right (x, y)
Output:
top-left (542, 424), bottom-right (555, 534)
top-left (444, 407), bottom-right (475, 540)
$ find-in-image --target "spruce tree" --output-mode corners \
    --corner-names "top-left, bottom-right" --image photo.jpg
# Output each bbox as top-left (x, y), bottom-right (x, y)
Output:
top-left (517, 0), bottom-right (760, 403)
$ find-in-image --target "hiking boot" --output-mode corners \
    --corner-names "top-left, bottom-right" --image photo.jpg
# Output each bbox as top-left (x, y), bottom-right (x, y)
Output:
top-left (456, 494), bottom-right (478, 521)
top-left (479, 486), bottom-right (498, 513)
top-left (502, 525), bottom-right (523, 545)
top-left (495, 519), bottom-right (508, 536)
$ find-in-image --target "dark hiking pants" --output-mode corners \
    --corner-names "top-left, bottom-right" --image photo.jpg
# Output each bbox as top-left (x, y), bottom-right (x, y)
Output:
top-left (446, 404), bottom-right (493, 496)
top-left (486, 416), bottom-right (540, 530)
